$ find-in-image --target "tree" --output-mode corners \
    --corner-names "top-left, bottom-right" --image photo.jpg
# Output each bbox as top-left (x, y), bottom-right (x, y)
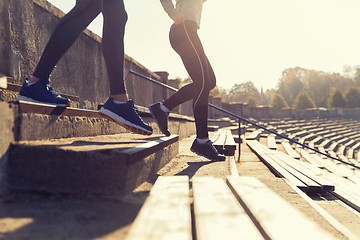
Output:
top-left (270, 93), bottom-right (288, 109)
top-left (277, 67), bottom-right (354, 108)
top-left (247, 97), bottom-right (257, 107)
top-left (277, 67), bottom-right (305, 107)
top-left (344, 87), bottom-right (360, 108)
top-left (354, 67), bottom-right (360, 87)
top-left (229, 81), bottom-right (261, 104)
top-left (327, 89), bottom-right (346, 108)
top-left (210, 86), bottom-right (221, 98)
top-left (293, 91), bottom-right (315, 110)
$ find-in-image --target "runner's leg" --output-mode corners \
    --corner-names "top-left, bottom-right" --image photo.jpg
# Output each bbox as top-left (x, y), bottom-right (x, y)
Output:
top-left (33, 0), bottom-right (102, 80)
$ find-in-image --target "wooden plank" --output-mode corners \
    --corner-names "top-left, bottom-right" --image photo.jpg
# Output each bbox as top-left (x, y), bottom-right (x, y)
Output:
top-left (211, 129), bottom-right (236, 156)
top-left (267, 134), bottom-right (277, 150)
top-left (192, 177), bottom-right (262, 240)
top-left (300, 149), bottom-right (360, 182)
top-left (211, 129), bottom-right (226, 154)
top-left (224, 130), bottom-right (236, 156)
top-left (275, 151), bottom-right (334, 192)
top-left (254, 141), bottom-right (329, 193)
top-left (227, 156), bottom-right (239, 176)
top-left (299, 161), bottom-right (360, 213)
top-left (256, 144), bottom-right (323, 193)
top-left (125, 176), bottom-right (192, 240)
top-left (283, 178), bottom-right (360, 240)
top-left (282, 140), bottom-right (300, 159)
top-left (245, 129), bottom-right (262, 140)
top-left (247, 140), bottom-right (308, 191)
top-left (227, 176), bottom-right (335, 240)
top-left (301, 162), bottom-right (360, 201)
top-left (208, 125), bottom-right (219, 132)
top-left (0, 75), bottom-right (7, 89)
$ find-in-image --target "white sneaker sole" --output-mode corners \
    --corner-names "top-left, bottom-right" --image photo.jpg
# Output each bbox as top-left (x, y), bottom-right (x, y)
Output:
top-left (99, 107), bottom-right (152, 135)
top-left (17, 95), bottom-right (70, 107)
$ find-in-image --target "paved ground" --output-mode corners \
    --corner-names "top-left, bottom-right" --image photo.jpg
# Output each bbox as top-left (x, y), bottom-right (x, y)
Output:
top-left (0, 134), bottom-right (359, 239)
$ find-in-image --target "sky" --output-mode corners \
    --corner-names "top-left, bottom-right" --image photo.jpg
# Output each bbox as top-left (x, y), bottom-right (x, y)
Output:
top-left (47, 0), bottom-right (360, 91)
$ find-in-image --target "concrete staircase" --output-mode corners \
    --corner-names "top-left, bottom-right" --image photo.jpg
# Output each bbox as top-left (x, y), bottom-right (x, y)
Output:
top-left (0, 77), bottom-right (197, 197)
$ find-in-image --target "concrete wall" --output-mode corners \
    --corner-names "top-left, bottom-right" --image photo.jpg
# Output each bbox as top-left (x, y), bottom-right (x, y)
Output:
top-left (0, 102), bottom-right (16, 192)
top-left (1, 0), bottom-right (166, 110)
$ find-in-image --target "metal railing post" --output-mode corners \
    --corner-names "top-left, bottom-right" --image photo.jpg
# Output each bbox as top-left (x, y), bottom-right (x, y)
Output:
top-left (238, 118), bottom-right (241, 162)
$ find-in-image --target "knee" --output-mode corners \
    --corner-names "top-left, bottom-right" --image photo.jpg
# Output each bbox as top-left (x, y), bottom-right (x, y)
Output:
top-left (209, 77), bottom-right (216, 90)
top-left (103, 0), bottom-right (128, 25)
top-left (76, 0), bottom-right (102, 13)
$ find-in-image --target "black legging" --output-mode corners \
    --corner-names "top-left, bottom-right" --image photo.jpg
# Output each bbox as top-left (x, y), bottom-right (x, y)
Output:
top-left (33, 0), bottom-right (128, 95)
top-left (163, 20), bottom-right (216, 139)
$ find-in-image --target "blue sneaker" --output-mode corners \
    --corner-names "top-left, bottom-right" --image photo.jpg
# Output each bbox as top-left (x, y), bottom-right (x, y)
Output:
top-left (99, 98), bottom-right (153, 135)
top-left (17, 78), bottom-right (70, 107)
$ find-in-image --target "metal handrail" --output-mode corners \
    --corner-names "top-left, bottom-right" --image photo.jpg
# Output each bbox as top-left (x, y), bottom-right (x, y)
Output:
top-left (130, 70), bottom-right (360, 170)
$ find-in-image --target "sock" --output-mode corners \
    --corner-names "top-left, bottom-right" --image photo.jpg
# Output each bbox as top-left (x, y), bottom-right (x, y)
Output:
top-left (27, 80), bottom-right (36, 86)
top-left (196, 138), bottom-right (209, 144)
top-left (160, 103), bottom-right (170, 113)
top-left (113, 100), bottom-right (127, 104)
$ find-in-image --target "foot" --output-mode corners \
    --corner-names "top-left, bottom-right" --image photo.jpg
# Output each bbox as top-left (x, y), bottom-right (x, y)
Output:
top-left (149, 102), bottom-right (170, 136)
top-left (190, 139), bottom-right (226, 161)
top-left (99, 98), bottom-right (153, 135)
top-left (17, 78), bottom-right (70, 107)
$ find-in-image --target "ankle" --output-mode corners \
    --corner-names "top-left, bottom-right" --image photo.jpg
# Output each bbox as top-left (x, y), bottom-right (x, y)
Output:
top-left (196, 138), bottom-right (209, 144)
top-left (160, 103), bottom-right (170, 113)
top-left (111, 94), bottom-right (128, 102)
top-left (28, 76), bottom-right (40, 84)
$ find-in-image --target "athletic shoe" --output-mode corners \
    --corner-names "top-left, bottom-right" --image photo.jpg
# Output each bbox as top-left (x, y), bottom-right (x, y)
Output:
top-left (190, 139), bottom-right (226, 161)
top-left (99, 98), bottom-right (153, 135)
top-left (149, 102), bottom-right (170, 136)
top-left (17, 78), bottom-right (70, 107)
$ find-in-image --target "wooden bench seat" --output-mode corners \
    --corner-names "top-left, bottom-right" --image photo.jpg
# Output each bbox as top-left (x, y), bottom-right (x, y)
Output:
top-left (282, 140), bottom-right (300, 159)
top-left (267, 134), bottom-right (277, 150)
top-left (211, 129), bottom-right (236, 156)
top-left (245, 129), bottom-right (262, 141)
top-left (247, 140), bottom-right (335, 193)
top-left (126, 176), bottom-right (333, 240)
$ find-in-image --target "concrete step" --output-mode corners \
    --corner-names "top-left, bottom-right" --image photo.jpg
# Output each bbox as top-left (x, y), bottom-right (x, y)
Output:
top-left (0, 76), bottom-right (80, 107)
top-left (6, 134), bottom-right (179, 197)
top-left (2, 100), bottom-right (195, 141)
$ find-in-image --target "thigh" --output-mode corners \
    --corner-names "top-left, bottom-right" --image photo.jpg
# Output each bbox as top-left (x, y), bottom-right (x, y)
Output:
top-left (175, 25), bottom-right (207, 86)
top-left (75, 0), bottom-right (102, 10)
top-left (102, 0), bottom-right (126, 16)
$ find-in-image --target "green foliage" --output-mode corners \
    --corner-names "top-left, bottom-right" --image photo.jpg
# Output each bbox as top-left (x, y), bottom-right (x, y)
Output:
top-left (270, 93), bottom-right (289, 109)
top-left (277, 67), bottom-right (305, 107)
top-left (229, 81), bottom-right (261, 104)
top-left (327, 89), bottom-right (346, 108)
top-left (345, 87), bottom-right (360, 108)
top-left (277, 67), bottom-right (354, 108)
top-left (214, 65), bottom-right (360, 109)
top-left (293, 91), bottom-right (316, 110)
top-left (247, 97), bottom-right (257, 107)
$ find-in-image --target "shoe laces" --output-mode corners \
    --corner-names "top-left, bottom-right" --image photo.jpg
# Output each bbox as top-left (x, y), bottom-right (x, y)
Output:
top-left (128, 99), bottom-right (138, 112)
top-left (46, 84), bottom-right (60, 97)
top-left (38, 79), bottom-right (59, 97)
